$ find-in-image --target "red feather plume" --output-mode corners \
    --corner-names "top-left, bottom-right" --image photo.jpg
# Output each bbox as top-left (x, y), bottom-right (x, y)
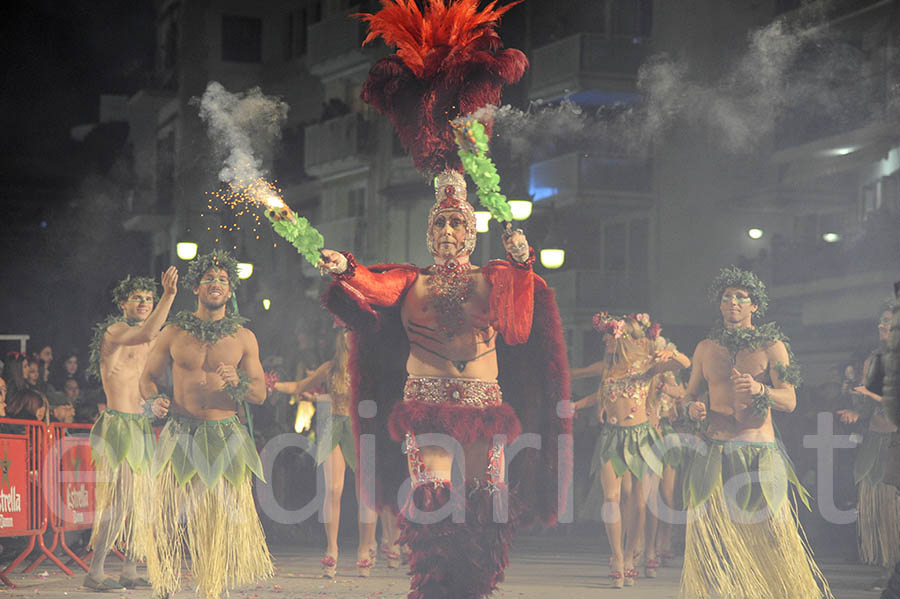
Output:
top-left (355, 0), bottom-right (528, 175)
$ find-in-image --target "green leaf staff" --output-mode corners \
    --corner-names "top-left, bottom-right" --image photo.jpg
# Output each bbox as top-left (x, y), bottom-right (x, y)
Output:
top-left (452, 116), bottom-right (513, 223)
top-left (264, 204), bottom-right (325, 266)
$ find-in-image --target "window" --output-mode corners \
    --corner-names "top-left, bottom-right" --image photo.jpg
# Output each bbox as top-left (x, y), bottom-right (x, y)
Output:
top-left (285, 9), bottom-right (308, 59)
top-left (221, 15), bottom-right (262, 63)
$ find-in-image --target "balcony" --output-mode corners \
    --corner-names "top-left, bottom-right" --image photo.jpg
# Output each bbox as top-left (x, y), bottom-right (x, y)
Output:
top-left (529, 34), bottom-right (648, 102)
top-left (307, 9), bottom-right (371, 80)
top-left (529, 151), bottom-right (653, 208)
top-left (304, 113), bottom-right (373, 179)
top-left (544, 269), bottom-right (649, 320)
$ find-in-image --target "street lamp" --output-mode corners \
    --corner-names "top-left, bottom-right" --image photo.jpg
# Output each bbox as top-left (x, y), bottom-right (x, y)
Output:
top-left (262, 298), bottom-right (271, 310)
top-left (747, 228), bottom-right (764, 240)
top-left (508, 199), bottom-right (533, 221)
top-left (539, 248), bottom-right (565, 269)
top-left (474, 211), bottom-right (491, 233)
top-left (237, 263), bottom-right (254, 279)
top-left (176, 242), bottom-right (198, 261)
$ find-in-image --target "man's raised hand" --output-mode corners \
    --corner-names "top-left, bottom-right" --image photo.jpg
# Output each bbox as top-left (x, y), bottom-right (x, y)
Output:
top-left (161, 266), bottom-right (178, 296)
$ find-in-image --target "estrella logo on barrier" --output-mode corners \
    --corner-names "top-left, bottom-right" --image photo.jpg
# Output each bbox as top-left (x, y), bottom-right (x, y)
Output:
top-left (0, 437), bottom-right (28, 531)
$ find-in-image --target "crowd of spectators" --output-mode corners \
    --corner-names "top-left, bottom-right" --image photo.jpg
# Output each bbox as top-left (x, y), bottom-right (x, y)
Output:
top-left (0, 342), bottom-right (102, 429)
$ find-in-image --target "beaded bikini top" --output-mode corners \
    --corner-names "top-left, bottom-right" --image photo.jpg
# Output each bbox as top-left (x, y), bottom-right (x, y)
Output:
top-left (601, 361), bottom-right (654, 406)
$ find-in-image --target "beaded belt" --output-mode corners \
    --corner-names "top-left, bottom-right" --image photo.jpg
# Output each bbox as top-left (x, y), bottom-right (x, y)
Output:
top-left (403, 376), bottom-right (502, 407)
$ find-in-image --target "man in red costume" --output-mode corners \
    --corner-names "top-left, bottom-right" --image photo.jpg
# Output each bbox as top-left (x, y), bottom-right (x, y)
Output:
top-left (320, 167), bottom-right (569, 599)
top-left (317, 3), bottom-right (570, 597)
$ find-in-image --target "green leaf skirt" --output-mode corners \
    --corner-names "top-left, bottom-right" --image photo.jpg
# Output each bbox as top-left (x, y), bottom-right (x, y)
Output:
top-left (151, 414), bottom-right (263, 489)
top-left (683, 438), bottom-right (809, 515)
top-left (89, 409), bottom-right (155, 473)
top-left (314, 414), bottom-right (357, 471)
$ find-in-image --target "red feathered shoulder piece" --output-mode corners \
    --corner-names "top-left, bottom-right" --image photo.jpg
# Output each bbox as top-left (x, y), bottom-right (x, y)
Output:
top-left (356, 0), bottom-right (528, 175)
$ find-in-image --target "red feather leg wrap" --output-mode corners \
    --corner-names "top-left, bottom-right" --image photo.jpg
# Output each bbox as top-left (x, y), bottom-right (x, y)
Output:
top-left (389, 401), bottom-right (521, 445)
top-left (398, 481), bottom-right (522, 599)
top-left (357, 0), bottom-right (528, 175)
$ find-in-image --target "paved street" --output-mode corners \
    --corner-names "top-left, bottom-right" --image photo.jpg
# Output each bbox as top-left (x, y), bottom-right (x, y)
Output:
top-left (0, 533), bottom-right (885, 598)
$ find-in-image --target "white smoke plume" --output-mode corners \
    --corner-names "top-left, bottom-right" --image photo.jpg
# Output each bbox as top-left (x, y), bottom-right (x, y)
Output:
top-left (494, 1), bottom-right (881, 159)
top-left (196, 81), bottom-right (289, 187)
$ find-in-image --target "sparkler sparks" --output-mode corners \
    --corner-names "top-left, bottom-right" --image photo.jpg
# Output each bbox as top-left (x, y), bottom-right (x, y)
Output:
top-left (204, 174), bottom-right (324, 265)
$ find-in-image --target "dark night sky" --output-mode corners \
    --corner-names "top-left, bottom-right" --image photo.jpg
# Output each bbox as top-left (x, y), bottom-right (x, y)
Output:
top-left (0, 1), bottom-right (156, 352)
top-left (0, 1), bottom-right (155, 184)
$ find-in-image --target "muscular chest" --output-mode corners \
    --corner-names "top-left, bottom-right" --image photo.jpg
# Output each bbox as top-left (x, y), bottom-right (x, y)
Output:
top-left (706, 345), bottom-right (769, 385)
top-left (171, 332), bottom-right (243, 371)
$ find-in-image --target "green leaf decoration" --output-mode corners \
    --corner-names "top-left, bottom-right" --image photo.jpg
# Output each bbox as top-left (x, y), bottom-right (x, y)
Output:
top-left (268, 212), bottom-right (325, 266)
top-left (191, 423), bottom-right (227, 489)
top-left (87, 315), bottom-right (140, 380)
top-left (152, 425), bottom-right (179, 478)
top-left (168, 311), bottom-right (248, 345)
top-left (689, 443), bottom-right (723, 507)
top-left (239, 422), bottom-right (264, 481)
top-left (786, 462), bottom-right (812, 512)
top-left (623, 433), bottom-right (642, 478)
top-left (723, 447), bottom-right (752, 512)
top-left (90, 414), bottom-right (109, 461)
top-left (170, 432), bottom-right (197, 487)
top-left (124, 419), bottom-right (146, 472)
top-left (708, 322), bottom-right (802, 386)
top-left (222, 427), bottom-right (248, 488)
top-left (774, 362), bottom-right (803, 387)
top-left (638, 433), bottom-right (664, 478)
top-left (758, 446), bottom-right (789, 514)
top-left (106, 415), bottom-right (130, 469)
top-left (610, 455), bottom-right (628, 477)
top-left (452, 117), bottom-right (514, 223)
top-left (223, 368), bottom-right (251, 404)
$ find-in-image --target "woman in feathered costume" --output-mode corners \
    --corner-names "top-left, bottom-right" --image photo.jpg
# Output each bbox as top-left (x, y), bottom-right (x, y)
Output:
top-left (317, 2), bottom-right (572, 598)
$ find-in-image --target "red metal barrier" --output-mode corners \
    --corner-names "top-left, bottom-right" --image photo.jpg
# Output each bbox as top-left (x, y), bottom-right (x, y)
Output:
top-left (24, 422), bottom-right (96, 576)
top-left (0, 419), bottom-right (48, 587)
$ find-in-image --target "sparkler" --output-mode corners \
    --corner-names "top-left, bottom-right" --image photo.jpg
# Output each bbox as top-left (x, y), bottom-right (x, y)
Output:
top-left (205, 175), bottom-right (324, 267)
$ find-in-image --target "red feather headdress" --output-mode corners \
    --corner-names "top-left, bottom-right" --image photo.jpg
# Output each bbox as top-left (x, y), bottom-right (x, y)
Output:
top-left (355, 0), bottom-right (527, 176)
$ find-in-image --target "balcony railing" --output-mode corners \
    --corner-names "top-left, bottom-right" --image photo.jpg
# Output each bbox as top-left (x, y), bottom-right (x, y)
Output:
top-left (544, 269), bottom-right (649, 317)
top-left (303, 113), bottom-right (373, 178)
top-left (307, 9), bottom-right (370, 77)
top-left (529, 33), bottom-right (648, 100)
top-left (529, 151), bottom-right (653, 206)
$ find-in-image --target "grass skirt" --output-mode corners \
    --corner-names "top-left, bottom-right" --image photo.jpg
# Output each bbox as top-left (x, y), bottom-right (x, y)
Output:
top-left (144, 416), bottom-right (273, 599)
top-left (858, 478), bottom-right (900, 569)
top-left (680, 440), bottom-right (832, 599)
top-left (88, 410), bottom-right (154, 559)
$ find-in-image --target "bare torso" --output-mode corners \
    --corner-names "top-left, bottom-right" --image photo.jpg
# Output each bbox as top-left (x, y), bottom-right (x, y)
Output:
top-left (700, 340), bottom-right (775, 442)
top-left (100, 337), bottom-right (155, 414)
top-left (400, 268), bottom-right (498, 381)
top-left (168, 328), bottom-right (249, 419)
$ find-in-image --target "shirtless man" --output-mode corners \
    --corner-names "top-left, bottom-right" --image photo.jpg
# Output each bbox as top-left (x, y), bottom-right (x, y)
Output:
top-left (139, 251), bottom-right (272, 599)
top-left (679, 267), bottom-right (831, 599)
top-left (319, 169), bottom-right (569, 599)
top-left (84, 269), bottom-right (177, 591)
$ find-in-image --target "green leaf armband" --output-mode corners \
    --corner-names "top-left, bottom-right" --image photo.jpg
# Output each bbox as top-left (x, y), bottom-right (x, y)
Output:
top-left (223, 368), bottom-right (251, 403)
top-left (751, 385), bottom-right (774, 416)
top-left (774, 362), bottom-right (803, 387)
